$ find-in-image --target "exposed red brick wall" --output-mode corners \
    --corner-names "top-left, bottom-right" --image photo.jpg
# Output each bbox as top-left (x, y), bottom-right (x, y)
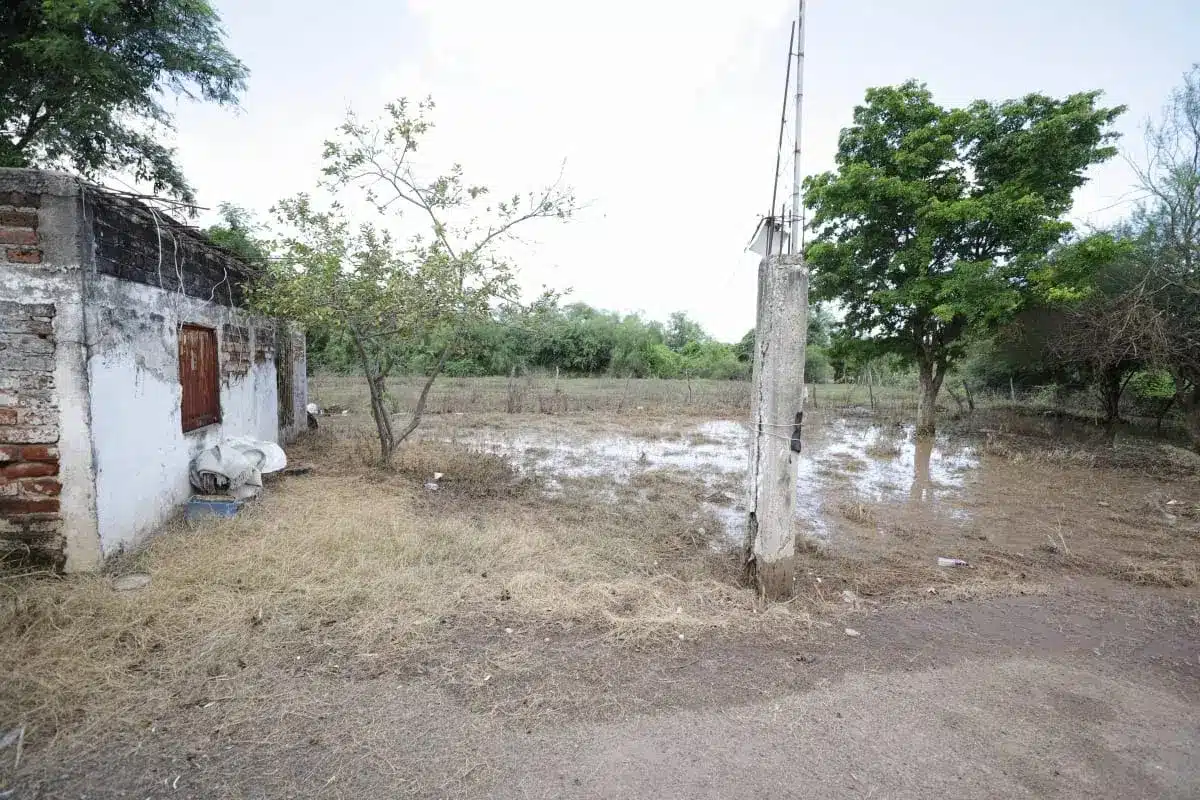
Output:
top-left (253, 325), bottom-right (276, 364)
top-left (0, 291), bottom-right (63, 569)
top-left (0, 228), bottom-right (37, 246)
top-left (221, 323), bottom-right (251, 378)
top-left (1, 192), bottom-right (41, 266)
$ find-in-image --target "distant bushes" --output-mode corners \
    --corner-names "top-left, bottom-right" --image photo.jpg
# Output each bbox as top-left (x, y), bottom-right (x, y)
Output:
top-left (307, 303), bottom-right (834, 381)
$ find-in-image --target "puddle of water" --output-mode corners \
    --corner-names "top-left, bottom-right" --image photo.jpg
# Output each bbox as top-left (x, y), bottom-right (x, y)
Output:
top-left (445, 419), bottom-right (746, 489)
top-left (795, 419), bottom-right (978, 539)
top-left (443, 417), bottom-right (978, 545)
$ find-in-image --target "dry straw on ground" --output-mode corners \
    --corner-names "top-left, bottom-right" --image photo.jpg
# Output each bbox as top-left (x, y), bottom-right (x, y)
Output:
top-left (0, 437), bottom-right (805, 750)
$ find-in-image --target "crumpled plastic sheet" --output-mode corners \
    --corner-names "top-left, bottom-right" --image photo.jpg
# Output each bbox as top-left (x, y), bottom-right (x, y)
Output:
top-left (189, 437), bottom-right (287, 499)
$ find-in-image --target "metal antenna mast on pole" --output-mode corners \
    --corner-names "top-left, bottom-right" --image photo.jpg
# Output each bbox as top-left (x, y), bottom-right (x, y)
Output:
top-left (765, 21), bottom-right (796, 260)
top-left (791, 0), bottom-right (806, 252)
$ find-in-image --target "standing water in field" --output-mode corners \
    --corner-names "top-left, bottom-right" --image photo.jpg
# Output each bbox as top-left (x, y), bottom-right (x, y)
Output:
top-left (444, 416), bottom-right (979, 545)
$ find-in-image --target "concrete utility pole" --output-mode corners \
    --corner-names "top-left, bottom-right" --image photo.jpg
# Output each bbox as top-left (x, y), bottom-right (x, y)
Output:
top-left (746, 0), bottom-right (809, 600)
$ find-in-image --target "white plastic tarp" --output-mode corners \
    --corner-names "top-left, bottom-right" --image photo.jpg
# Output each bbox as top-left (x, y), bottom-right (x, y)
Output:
top-left (189, 437), bottom-right (287, 499)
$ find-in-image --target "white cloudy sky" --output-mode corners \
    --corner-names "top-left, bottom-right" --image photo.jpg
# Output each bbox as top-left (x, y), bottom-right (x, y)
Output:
top-left (168, 0), bottom-right (1199, 341)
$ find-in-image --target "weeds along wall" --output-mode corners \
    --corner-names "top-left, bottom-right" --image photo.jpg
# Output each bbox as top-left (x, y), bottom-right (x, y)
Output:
top-left (0, 168), bottom-right (307, 571)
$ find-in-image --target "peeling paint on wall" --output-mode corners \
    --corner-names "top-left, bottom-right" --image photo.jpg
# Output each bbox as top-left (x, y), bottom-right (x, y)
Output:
top-left (1, 167), bottom-right (307, 571)
top-left (86, 277), bottom-right (291, 554)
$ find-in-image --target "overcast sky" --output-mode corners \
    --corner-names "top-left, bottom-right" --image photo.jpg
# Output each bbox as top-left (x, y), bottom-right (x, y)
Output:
top-left (169, 0), bottom-right (1199, 341)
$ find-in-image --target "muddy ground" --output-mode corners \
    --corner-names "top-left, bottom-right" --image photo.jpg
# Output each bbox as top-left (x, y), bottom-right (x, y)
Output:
top-left (3, 391), bottom-right (1198, 798)
top-left (417, 406), bottom-right (1200, 593)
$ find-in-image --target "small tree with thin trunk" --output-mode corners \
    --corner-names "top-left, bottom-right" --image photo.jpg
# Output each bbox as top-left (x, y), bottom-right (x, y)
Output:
top-left (804, 81), bottom-right (1122, 436)
top-left (253, 99), bottom-right (574, 463)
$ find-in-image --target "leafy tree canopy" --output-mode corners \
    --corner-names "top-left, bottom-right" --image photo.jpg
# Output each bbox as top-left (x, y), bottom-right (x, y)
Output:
top-left (253, 98), bottom-right (574, 462)
top-left (804, 79), bottom-right (1123, 434)
top-left (665, 311), bottom-right (708, 352)
top-left (0, 0), bottom-right (247, 201)
top-left (203, 202), bottom-right (268, 263)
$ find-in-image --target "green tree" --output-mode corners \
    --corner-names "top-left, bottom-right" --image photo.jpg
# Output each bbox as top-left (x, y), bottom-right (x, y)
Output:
top-left (732, 304), bottom-right (834, 382)
top-left (203, 203), bottom-right (268, 262)
top-left (806, 304), bottom-right (834, 350)
top-left (0, 0), bottom-right (247, 201)
top-left (665, 311), bottom-right (707, 353)
top-left (254, 99), bottom-right (573, 463)
top-left (609, 313), bottom-right (666, 377)
top-left (804, 80), bottom-right (1123, 436)
top-left (533, 303), bottom-right (619, 374)
top-left (1034, 233), bottom-right (1154, 421)
top-left (732, 328), bottom-right (755, 363)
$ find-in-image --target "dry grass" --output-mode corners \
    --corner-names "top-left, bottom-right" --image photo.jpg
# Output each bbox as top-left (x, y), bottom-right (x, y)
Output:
top-left (836, 496), bottom-right (877, 525)
top-left (864, 438), bottom-right (903, 459)
top-left (309, 372), bottom-right (944, 421)
top-left (980, 426), bottom-right (1200, 478)
top-left (686, 431), bottom-right (724, 447)
top-left (0, 434), bottom-right (807, 752)
top-left (1107, 558), bottom-right (1198, 588)
top-left (312, 374), bottom-right (756, 418)
top-left (5, 376), bottom-right (1199, 775)
top-left (983, 440), bottom-right (1104, 470)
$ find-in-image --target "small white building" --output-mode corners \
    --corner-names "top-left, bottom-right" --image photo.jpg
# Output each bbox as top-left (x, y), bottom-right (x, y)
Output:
top-left (0, 169), bottom-right (307, 571)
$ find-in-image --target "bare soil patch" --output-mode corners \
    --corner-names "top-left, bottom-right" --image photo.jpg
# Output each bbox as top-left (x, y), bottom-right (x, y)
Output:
top-left (8, 581), bottom-right (1198, 798)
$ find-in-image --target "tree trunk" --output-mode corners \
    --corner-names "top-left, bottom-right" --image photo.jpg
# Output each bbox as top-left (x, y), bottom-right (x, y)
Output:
top-left (616, 373), bottom-right (633, 413)
top-left (962, 379), bottom-right (974, 414)
top-left (909, 435), bottom-right (934, 503)
top-left (1178, 382), bottom-right (1200, 452)
top-left (394, 343), bottom-right (454, 448)
top-left (1155, 393), bottom-right (1177, 435)
top-left (1099, 367), bottom-right (1124, 424)
top-left (506, 365), bottom-right (519, 413)
top-left (915, 356), bottom-right (945, 438)
top-left (369, 373), bottom-right (395, 463)
top-left (945, 383), bottom-right (965, 415)
top-left (351, 331), bottom-right (395, 465)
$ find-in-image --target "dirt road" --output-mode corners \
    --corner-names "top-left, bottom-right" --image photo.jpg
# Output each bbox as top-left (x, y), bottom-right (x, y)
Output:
top-left (21, 581), bottom-right (1198, 799)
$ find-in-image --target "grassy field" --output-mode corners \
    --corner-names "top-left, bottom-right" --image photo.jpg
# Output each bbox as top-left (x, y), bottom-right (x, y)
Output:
top-left (310, 372), bottom-right (1186, 433)
top-left (311, 371), bottom-right (979, 415)
top-left (309, 372), bottom-right (983, 428)
top-left (311, 373), bottom-right (757, 416)
top-left (2, 374), bottom-right (1198, 794)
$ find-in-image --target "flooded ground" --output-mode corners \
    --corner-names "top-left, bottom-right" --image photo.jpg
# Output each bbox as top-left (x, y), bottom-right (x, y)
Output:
top-left (417, 409), bottom-right (1199, 590)
top-left (433, 414), bottom-right (980, 545)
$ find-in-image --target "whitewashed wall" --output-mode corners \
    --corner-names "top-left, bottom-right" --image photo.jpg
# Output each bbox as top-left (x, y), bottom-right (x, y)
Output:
top-left (1, 169), bottom-right (307, 568)
top-left (86, 275), bottom-right (293, 555)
